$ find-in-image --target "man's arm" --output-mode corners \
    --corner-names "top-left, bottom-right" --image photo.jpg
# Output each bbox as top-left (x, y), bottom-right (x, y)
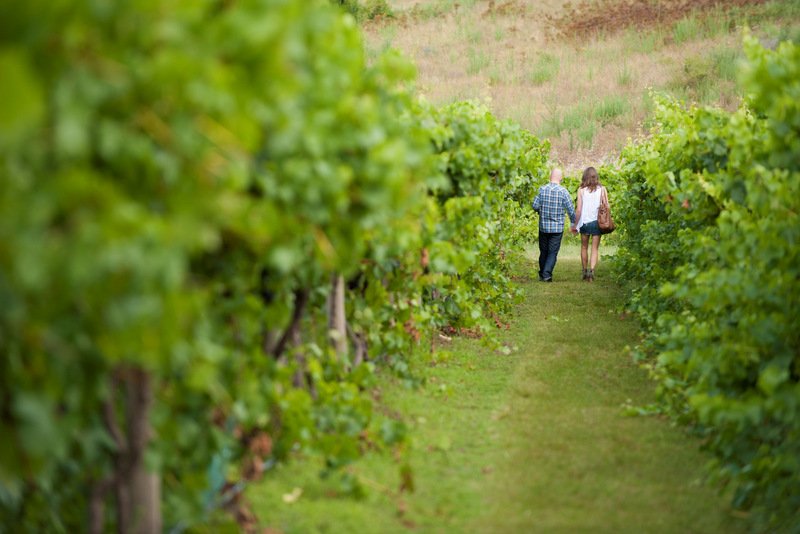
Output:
top-left (532, 189), bottom-right (542, 213)
top-left (572, 188), bottom-right (582, 234)
top-left (562, 189), bottom-right (577, 226)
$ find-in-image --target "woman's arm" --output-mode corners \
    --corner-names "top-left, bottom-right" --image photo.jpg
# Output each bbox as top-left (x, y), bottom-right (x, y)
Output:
top-left (575, 187), bottom-right (583, 222)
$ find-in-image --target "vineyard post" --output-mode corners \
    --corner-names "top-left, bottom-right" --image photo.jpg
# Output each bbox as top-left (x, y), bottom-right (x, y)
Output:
top-left (328, 274), bottom-right (348, 361)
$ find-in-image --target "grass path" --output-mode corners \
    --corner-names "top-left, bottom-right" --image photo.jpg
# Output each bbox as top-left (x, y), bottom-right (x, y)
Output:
top-left (475, 247), bottom-right (744, 533)
top-left (251, 246), bottom-right (745, 533)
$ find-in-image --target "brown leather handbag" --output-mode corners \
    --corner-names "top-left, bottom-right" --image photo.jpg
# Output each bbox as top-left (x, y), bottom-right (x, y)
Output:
top-left (598, 187), bottom-right (616, 234)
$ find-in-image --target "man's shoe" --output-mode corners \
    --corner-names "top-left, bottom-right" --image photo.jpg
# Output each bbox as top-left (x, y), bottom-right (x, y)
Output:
top-left (540, 277), bottom-right (552, 282)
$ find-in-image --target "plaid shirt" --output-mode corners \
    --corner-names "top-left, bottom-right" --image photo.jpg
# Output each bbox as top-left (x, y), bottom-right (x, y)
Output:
top-left (532, 182), bottom-right (577, 233)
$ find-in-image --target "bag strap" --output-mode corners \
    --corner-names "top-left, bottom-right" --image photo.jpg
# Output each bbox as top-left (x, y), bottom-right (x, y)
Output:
top-left (601, 186), bottom-right (609, 207)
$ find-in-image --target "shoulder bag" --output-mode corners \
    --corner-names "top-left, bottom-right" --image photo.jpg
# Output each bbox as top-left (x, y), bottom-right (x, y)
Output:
top-left (598, 187), bottom-right (616, 234)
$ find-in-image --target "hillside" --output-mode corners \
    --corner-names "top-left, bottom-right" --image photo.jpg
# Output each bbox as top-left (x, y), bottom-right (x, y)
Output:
top-left (363, 0), bottom-right (800, 171)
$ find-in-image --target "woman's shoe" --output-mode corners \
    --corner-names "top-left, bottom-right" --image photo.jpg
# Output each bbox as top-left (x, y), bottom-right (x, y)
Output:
top-left (587, 269), bottom-right (594, 282)
top-left (582, 269), bottom-right (588, 280)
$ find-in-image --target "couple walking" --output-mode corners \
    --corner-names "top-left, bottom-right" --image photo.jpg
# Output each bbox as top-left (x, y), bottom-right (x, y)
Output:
top-left (532, 167), bottom-right (608, 282)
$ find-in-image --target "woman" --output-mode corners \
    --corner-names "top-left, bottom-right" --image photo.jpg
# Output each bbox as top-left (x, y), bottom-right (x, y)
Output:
top-left (574, 166), bottom-right (605, 282)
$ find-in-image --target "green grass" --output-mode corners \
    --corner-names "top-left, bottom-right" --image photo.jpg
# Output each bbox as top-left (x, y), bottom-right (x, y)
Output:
top-left (538, 104), bottom-right (564, 139)
top-left (665, 49), bottom-right (744, 105)
top-left (405, 0), bottom-right (463, 21)
top-left (526, 53), bottom-right (560, 86)
top-left (673, 15), bottom-right (704, 45)
top-left (576, 121), bottom-right (597, 148)
top-left (711, 47), bottom-right (742, 82)
top-left (622, 27), bottom-right (664, 54)
top-left (562, 103), bottom-right (591, 133)
top-left (543, 96), bottom-right (628, 150)
top-left (462, 24), bottom-right (483, 45)
top-left (494, 27), bottom-right (504, 42)
top-left (703, 11), bottom-right (732, 39)
top-left (561, 96), bottom-right (628, 134)
top-left (488, 69), bottom-right (500, 85)
top-left (754, 0), bottom-right (800, 19)
top-left (594, 95), bottom-right (628, 125)
top-left (467, 47), bottom-right (490, 74)
top-left (248, 247), bottom-right (748, 533)
top-left (617, 63), bottom-right (633, 87)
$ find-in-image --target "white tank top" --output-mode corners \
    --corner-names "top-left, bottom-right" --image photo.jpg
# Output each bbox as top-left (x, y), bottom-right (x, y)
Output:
top-left (577, 186), bottom-right (602, 229)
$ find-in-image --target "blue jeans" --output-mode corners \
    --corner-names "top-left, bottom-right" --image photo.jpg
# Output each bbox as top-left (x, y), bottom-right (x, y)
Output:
top-left (538, 231), bottom-right (563, 280)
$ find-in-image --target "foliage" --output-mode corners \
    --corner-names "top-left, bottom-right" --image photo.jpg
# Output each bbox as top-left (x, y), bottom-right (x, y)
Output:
top-left (613, 37), bottom-right (800, 529)
top-left (420, 100), bottom-right (550, 334)
top-left (0, 1), bottom-right (548, 531)
top-left (0, 0), bottom-right (429, 530)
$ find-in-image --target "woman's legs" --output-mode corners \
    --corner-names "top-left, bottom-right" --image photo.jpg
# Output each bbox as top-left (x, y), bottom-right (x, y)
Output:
top-left (590, 235), bottom-right (601, 270)
top-left (586, 235), bottom-right (601, 281)
top-left (580, 234), bottom-right (589, 271)
top-left (580, 234), bottom-right (590, 279)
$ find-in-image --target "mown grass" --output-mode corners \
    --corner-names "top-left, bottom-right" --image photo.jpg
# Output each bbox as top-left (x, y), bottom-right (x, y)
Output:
top-left (249, 247), bottom-right (747, 533)
top-left (475, 248), bottom-right (745, 533)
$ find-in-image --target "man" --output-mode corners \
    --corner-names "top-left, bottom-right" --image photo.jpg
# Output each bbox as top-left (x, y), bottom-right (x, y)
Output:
top-left (532, 168), bottom-right (577, 282)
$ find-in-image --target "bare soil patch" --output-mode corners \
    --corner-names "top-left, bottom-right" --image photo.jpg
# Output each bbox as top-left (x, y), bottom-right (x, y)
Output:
top-left (546, 0), bottom-right (770, 40)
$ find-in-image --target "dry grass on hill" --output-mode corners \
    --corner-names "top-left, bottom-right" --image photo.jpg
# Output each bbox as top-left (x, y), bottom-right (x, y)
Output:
top-left (547, 0), bottom-right (771, 38)
top-left (365, 0), bottom-right (800, 172)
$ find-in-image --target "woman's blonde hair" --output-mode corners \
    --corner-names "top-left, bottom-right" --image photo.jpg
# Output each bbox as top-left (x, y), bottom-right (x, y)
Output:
top-left (581, 166), bottom-right (600, 192)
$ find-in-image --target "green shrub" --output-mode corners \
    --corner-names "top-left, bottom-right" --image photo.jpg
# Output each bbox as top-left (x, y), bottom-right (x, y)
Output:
top-left (613, 38), bottom-right (800, 530)
top-left (0, 0), bottom-right (426, 529)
